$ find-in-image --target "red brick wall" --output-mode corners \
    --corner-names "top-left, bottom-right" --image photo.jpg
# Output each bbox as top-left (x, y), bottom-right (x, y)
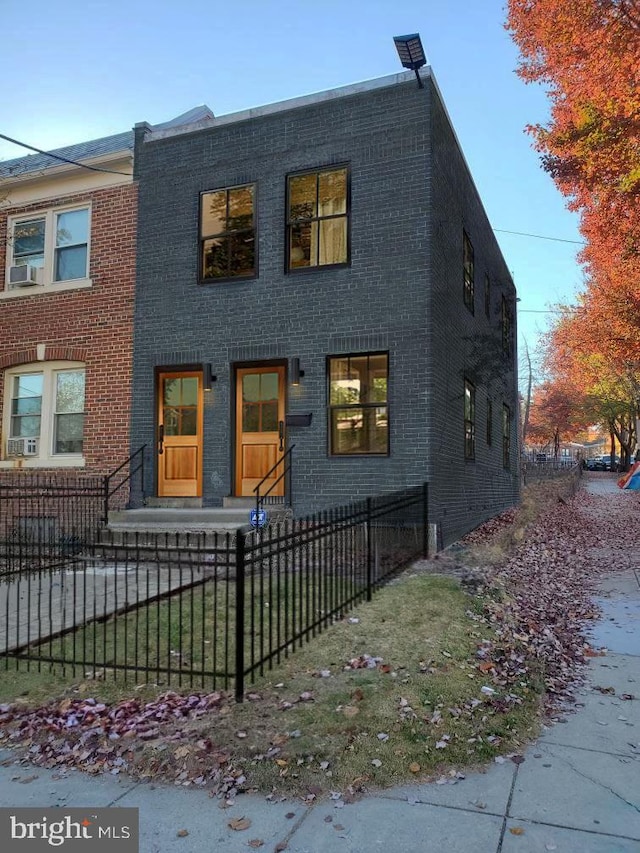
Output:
top-left (0, 182), bottom-right (138, 476)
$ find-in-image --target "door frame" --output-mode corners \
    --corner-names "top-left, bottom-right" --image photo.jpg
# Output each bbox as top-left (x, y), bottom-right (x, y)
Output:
top-left (231, 359), bottom-right (288, 498)
top-left (154, 364), bottom-right (205, 498)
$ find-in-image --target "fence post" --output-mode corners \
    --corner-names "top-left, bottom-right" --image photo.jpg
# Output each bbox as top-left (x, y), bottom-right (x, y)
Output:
top-left (422, 482), bottom-right (429, 559)
top-left (235, 531), bottom-right (246, 703)
top-left (366, 497), bottom-right (373, 601)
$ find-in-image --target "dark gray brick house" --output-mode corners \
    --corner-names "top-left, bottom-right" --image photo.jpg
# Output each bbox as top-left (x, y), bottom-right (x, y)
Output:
top-left (131, 68), bottom-right (519, 547)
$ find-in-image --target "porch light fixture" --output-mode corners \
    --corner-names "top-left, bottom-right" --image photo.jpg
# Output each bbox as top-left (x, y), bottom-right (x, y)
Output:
top-left (203, 363), bottom-right (216, 391)
top-left (393, 33), bottom-right (427, 88)
top-left (291, 358), bottom-right (305, 386)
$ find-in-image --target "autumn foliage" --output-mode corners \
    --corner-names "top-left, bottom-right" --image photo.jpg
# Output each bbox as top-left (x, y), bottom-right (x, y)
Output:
top-left (507, 1), bottom-right (640, 453)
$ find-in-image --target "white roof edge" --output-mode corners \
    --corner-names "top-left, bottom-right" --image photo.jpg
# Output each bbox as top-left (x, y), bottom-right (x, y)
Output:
top-left (0, 148), bottom-right (134, 186)
top-left (144, 69), bottom-right (427, 143)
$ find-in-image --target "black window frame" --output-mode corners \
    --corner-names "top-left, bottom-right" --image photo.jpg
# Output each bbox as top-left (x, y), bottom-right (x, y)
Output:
top-left (502, 403), bottom-right (511, 469)
top-left (286, 164), bottom-right (350, 273)
top-left (464, 378), bottom-right (476, 460)
top-left (463, 230), bottom-right (475, 314)
top-left (199, 183), bottom-right (257, 283)
top-left (501, 295), bottom-right (512, 357)
top-left (327, 351), bottom-right (389, 457)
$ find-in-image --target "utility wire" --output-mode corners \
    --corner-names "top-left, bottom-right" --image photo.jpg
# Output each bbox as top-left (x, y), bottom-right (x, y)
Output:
top-left (0, 133), bottom-right (132, 176)
top-left (493, 227), bottom-right (586, 245)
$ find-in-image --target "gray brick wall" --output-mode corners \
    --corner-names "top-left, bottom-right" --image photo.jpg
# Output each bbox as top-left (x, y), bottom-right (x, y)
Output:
top-left (131, 73), bottom-right (519, 541)
top-left (427, 82), bottom-right (520, 546)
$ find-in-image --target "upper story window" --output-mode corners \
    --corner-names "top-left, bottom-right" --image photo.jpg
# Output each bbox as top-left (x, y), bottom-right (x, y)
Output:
top-left (502, 295), bottom-right (512, 357)
top-left (287, 166), bottom-right (348, 271)
top-left (6, 206), bottom-right (90, 293)
top-left (328, 352), bottom-right (388, 455)
top-left (486, 398), bottom-right (493, 446)
top-left (484, 273), bottom-right (491, 318)
top-left (200, 184), bottom-right (256, 281)
top-left (2, 362), bottom-right (85, 464)
top-left (464, 379), bottom-right (476, 460)
top-left (463, 230), bottom-right (474, 313)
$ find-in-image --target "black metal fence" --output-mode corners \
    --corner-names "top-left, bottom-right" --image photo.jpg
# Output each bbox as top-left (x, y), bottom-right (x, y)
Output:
top-left (0, 472), bottom-right (105, 576)
top-left (1, 484), bottom-right (428, 700)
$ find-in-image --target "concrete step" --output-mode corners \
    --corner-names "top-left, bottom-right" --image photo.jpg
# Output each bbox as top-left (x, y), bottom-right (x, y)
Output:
top-left (108, 508), bottom-right (250, 529)
top-left (144, 497), bottom-right (203, 509)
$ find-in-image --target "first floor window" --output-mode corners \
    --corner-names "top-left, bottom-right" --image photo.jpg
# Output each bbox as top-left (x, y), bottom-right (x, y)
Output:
top-left (503, 404), bottom-right (511, 469)
top-left (486, 398), bottom-right (493, 446)
top-left (464, 379), bottom-right (475, 459)
top-left (8, 206), bottom-right (90, 289)
top-left (328, 352), bottom-right (388, 455)
top-left (4, 363), bottom-right (85, 458)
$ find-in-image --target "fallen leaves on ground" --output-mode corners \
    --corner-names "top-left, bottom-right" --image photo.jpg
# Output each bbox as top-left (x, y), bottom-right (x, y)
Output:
top-left (1, 476), bottom-right (636, 798)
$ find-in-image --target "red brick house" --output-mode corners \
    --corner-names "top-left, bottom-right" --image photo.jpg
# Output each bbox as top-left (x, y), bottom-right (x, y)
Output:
top-left (0, 132), bottom-right (137, 477)
top-left (0, 108), bottom-right (212, 484)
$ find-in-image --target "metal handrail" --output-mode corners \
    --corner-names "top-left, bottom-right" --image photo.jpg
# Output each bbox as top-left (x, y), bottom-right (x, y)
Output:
top-left (253, 444), bottom-right (295, 518)
top-left (103, 444), bottom-right (146, 522)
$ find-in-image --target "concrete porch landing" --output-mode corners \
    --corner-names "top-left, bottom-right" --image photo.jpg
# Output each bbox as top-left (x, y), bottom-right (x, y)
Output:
top-left (107, 507), bottom-right (253, 532)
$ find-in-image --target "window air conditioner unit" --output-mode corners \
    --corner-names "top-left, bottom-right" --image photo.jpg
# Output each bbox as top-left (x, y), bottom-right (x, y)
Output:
top-left (9, 265), bottom-right (41, 287)
top-left (7, 437), bottom-right (39, 457)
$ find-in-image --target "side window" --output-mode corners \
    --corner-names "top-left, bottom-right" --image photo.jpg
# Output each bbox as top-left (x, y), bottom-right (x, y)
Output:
top-left (287, 166), bottom-right (348, 270)
top-left (486, 398), bottom-right (493, 446)
top-left (503, 404), bottom-right (511, 469)
top-left (328, 353), bottom-right (388, 455)
top-left (463, 231), bottom-right (474, 313)
top-left (464, 379), bottom-right (476, 459)
top-left (200, 185), bottom-right (256, 281)
top-left (502, 295), bottom-right (512, 356)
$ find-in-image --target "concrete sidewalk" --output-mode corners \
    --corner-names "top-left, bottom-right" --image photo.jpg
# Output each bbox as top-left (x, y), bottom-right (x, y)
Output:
top-left (1, 478), bottom-right (638, 851)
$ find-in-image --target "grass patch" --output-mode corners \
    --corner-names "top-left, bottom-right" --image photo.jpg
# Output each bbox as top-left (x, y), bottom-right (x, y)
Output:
top-left (1, 572), bottom-right (542, 795)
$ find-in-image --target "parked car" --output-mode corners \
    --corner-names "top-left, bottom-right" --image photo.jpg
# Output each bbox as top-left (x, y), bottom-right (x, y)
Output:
top-left (587, 457), bottom-right (606, 471)
top-left (601, 455), bottom-right (620, 471)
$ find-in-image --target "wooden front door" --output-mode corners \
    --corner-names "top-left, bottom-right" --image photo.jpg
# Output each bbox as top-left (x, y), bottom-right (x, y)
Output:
top-left (235, 366), bottom-right (286, 497)
top-left (157, 371), bottom-right (203, 497)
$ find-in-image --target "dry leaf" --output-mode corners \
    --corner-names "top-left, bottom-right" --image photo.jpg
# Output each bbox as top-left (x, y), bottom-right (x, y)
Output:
top-left (275, 758), bottom-right (288, 767)
top-left (248, 841), bottom-right (264, 849)
top-left (343, 705), bottom-right (360, 718)
top-left (409, 762), bottom-right (421, 773)
top-left (352, 687), bottom-right (364, 702)
top-left (510, 827), bottom-right (525, 836)
top-left (228, 817), bottom-right (252, 831)
top-left (176, 829), bottom-right (189, 838)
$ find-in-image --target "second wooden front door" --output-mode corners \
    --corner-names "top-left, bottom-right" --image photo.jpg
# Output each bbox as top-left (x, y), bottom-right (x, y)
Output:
top-left (235, 366), bottom-right (286, 497)
top-left (157, 371), bottom-right (203, 497)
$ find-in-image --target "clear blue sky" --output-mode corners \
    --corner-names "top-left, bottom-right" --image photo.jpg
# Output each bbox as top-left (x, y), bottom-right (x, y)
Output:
top-left (0, 0), bottom-right (583, 375)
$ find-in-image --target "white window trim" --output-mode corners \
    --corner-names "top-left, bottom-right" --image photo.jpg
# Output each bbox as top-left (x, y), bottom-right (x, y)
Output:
top-left (3, 203), bottom-right (92, 297)
top-left (1, 361), bottom-right (86, 467)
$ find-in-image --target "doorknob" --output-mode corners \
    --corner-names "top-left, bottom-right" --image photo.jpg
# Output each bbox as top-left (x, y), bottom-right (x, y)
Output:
top-left (278, 420), bottom-right (285, 452)
top-left (158, 423), bottom-right (164, 456)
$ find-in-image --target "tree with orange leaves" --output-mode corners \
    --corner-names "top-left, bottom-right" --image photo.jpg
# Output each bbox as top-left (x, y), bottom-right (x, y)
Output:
top-left (507, 0), bottom-right (640, 360)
